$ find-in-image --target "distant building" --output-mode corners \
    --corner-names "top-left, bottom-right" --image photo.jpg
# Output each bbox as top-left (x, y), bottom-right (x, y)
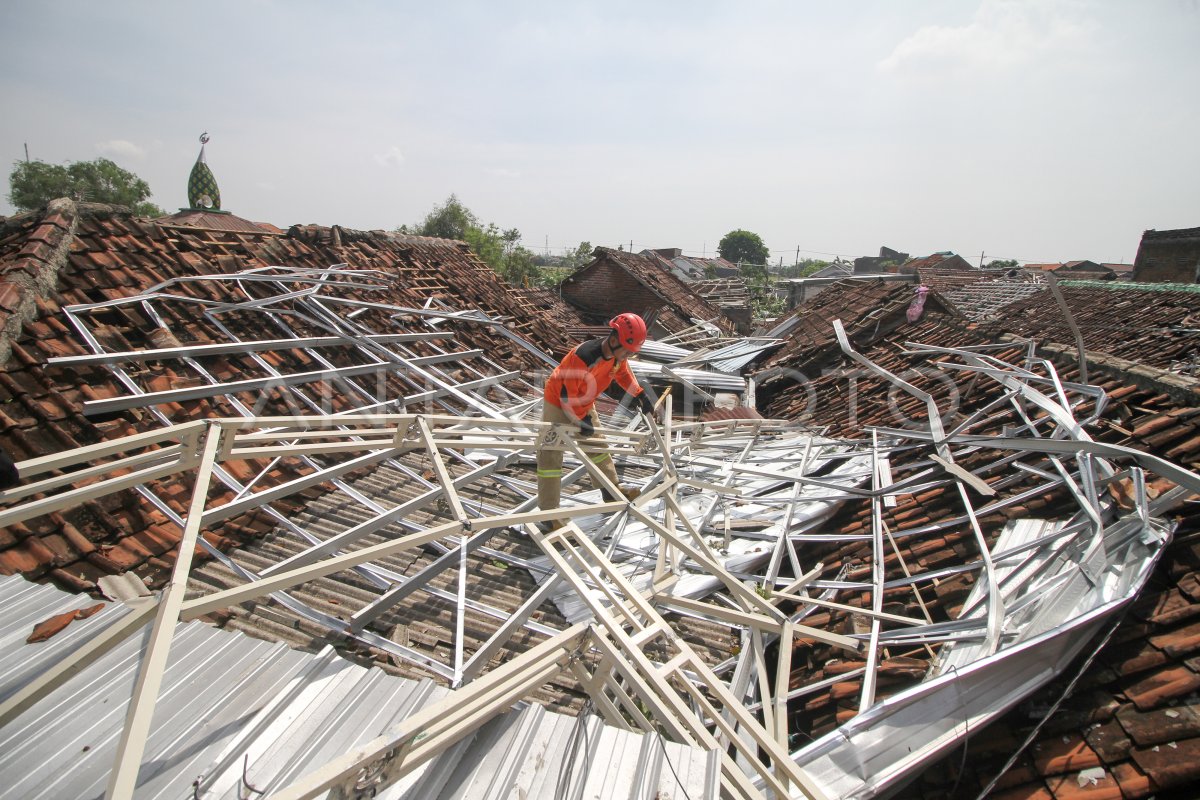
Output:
top-left (641, 248), bottom-right (740, 282)
top-left (1133, 226), bottom-right (1200, 283)
top-left (559, 247), bottom-right (736, 336)
top-left (853, 246), bottom-right (909, 275)
top-left (1024, 261), bottom-right (1118, 281)
top-left (1055, 260), bottom-right (1115, 280)
top-left (899, 252), bottom-right (975, 274)
top-left (1103, 262), bottom-right (1135, 280)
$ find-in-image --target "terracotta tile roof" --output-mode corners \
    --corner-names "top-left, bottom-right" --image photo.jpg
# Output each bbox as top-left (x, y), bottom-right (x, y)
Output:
top-left (698, 405), bottom-right (762, 422)
top-left (756, 279), bottom-right (949, 377)
top-left (559, 247), bottom-right (736, 335)
top-left (915, 265), bottom-right (1037, 295)
top-left (158, 209), bottom-right (280, 234)
top-left (755, 288), bottom-right (1200, 797)
top-left (0, 198), bottom-right (582, 590)
top-left (690, 278), bottom-right (751, 306)
top-left (939, 271), bottom-right (1047, 321)
top-left (902, 252), bottom-right (976, 273)
top-left (508, 286), bottom-right (592, 356)
top-left (980, 281), bottom-right (1200, 372)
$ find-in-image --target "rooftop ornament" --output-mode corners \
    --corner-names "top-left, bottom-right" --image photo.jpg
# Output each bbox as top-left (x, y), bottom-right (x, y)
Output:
top-left (186, 132), bottom-right (222, 212)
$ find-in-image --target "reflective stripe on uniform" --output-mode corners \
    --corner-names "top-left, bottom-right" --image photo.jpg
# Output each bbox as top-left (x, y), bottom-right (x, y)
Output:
top-left (537, 468), bottom-right (563, 478)
top-left (589, 453), bottom-right (610, 464)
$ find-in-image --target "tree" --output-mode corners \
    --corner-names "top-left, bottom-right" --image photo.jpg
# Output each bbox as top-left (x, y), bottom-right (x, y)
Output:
top-left (718, 229), bottom-right (770, 270)
top-left (9, 157), bottom-right (164, 216)
top-left (400, 195), bottom-right (563, 288)
top-left (779, 258), bottom-right (830, 279)
top-left (985, 258), bottom-right (1020, 270)
top-left (400, 193), bottom-right (477, 240)
top-left (559, 241), bottom-right (594, 271)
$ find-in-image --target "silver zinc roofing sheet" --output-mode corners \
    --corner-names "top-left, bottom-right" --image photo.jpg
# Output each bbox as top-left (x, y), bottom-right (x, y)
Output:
top-left (0, 576), bottom-right (717, 799)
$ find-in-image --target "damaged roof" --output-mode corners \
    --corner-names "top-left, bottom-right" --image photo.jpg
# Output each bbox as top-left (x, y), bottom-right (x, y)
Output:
top-left (757, 280), bottom-right (949, 378)
top-left (3, 195), bottom-right (1200, 799)
top-left (0, 199), bottom-right (587, 588)
top-left (985, 280), bottom-right (1200, 373)
top-left (755, 279), bottom-right (1200, 797)
top-left (558, 246), bottom-right (737, 335)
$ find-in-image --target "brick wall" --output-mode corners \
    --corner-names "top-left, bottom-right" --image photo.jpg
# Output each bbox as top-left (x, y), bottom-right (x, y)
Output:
top-left (1133, 227), bottom-right (1200, 283)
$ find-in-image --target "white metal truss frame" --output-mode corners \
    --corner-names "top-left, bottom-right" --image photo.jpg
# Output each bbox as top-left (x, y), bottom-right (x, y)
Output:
top-left (50, 266), bottom-right (566, 674)
top-left (0, 413), bottom-right (830, 799)
top-left (4, 277), bottom-right (1200, 798)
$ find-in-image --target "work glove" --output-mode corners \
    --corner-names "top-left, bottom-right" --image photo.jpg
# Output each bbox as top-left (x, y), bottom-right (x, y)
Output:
top-left (577, 416), bottom-right (595, 438)
top-left (635, 392), bottom-right (655, 415)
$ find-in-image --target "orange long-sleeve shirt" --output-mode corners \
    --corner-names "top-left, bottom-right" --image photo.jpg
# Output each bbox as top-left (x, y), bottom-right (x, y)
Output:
top-left (544, 338), bottom-right (645, 420)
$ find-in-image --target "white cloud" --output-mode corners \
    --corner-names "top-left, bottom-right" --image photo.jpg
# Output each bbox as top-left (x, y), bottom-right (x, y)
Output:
top-left (373, 146), bottom-right (405, 167)
top-left (878, 0), bottom-right (1096, 75)
top-left (94, 139), bottom-right (146, 160)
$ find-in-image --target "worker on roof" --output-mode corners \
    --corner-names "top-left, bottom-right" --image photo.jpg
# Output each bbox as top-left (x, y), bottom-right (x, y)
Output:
top-left (537, 313), bottom-right (656, 530)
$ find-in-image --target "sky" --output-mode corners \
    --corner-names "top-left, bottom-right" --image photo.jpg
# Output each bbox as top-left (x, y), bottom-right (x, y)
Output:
top-left (1, 0), bottom-right (1197, 266)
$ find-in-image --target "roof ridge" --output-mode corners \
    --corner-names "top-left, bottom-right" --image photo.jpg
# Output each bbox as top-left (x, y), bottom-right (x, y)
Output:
top-left (0, 198), bottom-right (80, 367)
top-left (1060, 279), bottom-right (1200, 294)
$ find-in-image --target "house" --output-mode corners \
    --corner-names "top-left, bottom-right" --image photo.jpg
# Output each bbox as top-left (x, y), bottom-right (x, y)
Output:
top-left (781, 259), bottom-right (917, 308)
top-left (1105, 262), bottom-right (1135, 280)
top-left (1024, 260), bottom-right (1115, 280)
top-left (853, 245), bottom-right (909, 275)
top-left (900, 251), bottom-right (976, 274)
top-left (0, 156), bottom-right (585, 589)
top-left (641, 247), bottom-right (740, 282)
top-left (1133, 226), bottom-right (1200, 283)
top-left (557, 246), bottom-right (736, 337)
top-left (688, 278), bottom-right (753, 334)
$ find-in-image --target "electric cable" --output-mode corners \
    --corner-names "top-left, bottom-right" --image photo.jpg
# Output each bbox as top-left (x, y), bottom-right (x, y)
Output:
top-left (972, 610), bottom-right (1127, 799)
top-left (945, 665), bottom-right (971, 799)
top-left (653, 725), bottom-right (696, 800)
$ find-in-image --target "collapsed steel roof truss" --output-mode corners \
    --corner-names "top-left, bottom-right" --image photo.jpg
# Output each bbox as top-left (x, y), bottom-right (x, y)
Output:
top-left (3, 266), bottom-right (1200, 799)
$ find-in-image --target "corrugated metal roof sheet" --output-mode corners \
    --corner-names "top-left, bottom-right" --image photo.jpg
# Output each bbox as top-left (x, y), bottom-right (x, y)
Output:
top-left (0, 575), bottom-right (717, 799)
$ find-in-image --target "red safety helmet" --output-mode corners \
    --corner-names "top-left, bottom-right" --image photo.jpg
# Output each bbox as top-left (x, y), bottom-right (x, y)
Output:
top-left (608, 313), bottom-right (648, 352)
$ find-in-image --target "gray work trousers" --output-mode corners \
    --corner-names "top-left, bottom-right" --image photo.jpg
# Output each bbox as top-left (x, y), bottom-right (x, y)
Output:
top-left (536, 403), bottom-right (621, 523)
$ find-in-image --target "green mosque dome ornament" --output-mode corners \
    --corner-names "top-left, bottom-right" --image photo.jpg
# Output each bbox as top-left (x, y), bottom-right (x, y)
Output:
top-left (187, 132), bottom-right (222, 211)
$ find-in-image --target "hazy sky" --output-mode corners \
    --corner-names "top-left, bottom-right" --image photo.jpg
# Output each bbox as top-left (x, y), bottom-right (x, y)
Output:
top-left (2, 1), bottom-right (1197, 265)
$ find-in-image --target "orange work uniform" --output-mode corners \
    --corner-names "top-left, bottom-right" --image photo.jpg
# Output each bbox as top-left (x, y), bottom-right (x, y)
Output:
top-left (537, 338), bottom-right (647, 524)
top-left (544, 338), bottom-right (647, 420)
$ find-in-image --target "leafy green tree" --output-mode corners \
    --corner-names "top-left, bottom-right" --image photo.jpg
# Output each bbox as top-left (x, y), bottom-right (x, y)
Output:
top-left (401, 193), bottom-right (477, 240)
top-left (779, 258), bottom-right (830, 279)
top-left (8, 158), bottom-right (165, 216)
top-left (559, 241), bottom-right (594, 271)
top-left (985, 258), bottom-right (1020, 269)
top-left (401, 195), bottom-right (563, 287)
top-left (718, 229), bottom-right (770, 269)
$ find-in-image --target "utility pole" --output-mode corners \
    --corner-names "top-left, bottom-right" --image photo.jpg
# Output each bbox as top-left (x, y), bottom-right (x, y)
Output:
top-left (544, 235), bottom-right (548, 255)
top-left (629, 240), bottom-right (633, 253)
top-left (979, 250), bottom-right (985, 268)
top-left (795, 245), bottom-right (800, 266)
top-left (24, 143), bottom-right (30, 162)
